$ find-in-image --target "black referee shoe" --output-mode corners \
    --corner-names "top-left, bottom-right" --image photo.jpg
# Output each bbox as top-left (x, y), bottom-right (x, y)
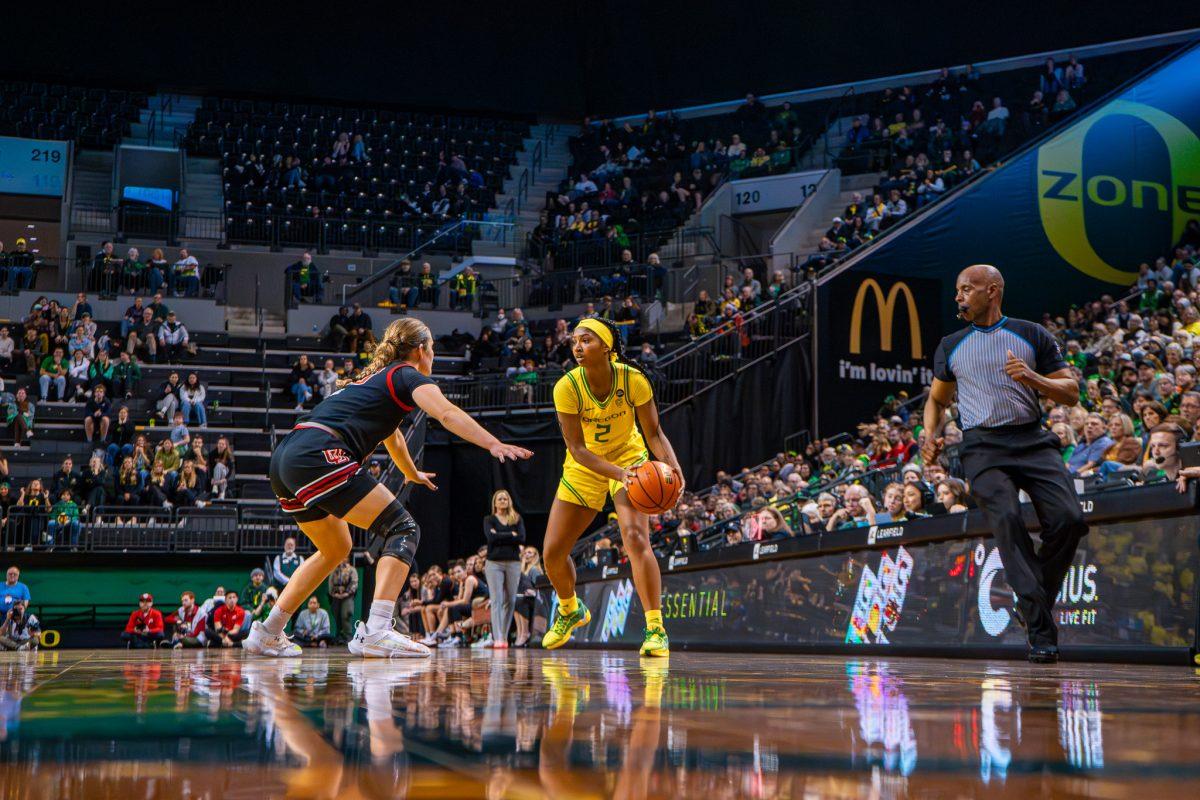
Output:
top-left (1028, 644), bottom-right (1059, 664)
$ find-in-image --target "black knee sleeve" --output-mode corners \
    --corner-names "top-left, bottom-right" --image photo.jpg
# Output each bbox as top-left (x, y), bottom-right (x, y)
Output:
top-left (366, 499), bottom-right (420, 567)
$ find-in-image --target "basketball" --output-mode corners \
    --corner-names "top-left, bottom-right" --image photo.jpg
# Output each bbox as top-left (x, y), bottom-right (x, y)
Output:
top-left (626, 461), bottom-right (682, 514)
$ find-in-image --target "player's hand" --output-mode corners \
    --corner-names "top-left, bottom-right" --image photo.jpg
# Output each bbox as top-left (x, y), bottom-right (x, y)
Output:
top-left (671, 465), bottom-right (686, 498)
top-left (920, 436), bottom-right (943, 464)
top-left (1004, 349), bottom-right (1034, 385)
top-left (411, 471), bottom-right (438, 491)
top-left (621, 468), bottom-right (638, 487)
top-left (490, 442), bottom-right (533, 463)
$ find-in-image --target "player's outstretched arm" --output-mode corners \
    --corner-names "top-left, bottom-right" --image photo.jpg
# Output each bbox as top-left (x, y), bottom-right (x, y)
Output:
top-left (384, 429), bottom-right (437, 490)
top-left (634, 399), bottom-right (685, 495)
top-left (411, 384), bottom-right (532, 463)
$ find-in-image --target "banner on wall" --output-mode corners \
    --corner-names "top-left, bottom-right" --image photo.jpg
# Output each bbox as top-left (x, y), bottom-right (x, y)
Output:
top-left (815, 43), bottom-right (1200, 434)
top-left (549, 516), bottom-right (1197, 655)
top-left (817, 270), bottom-right (941, 433)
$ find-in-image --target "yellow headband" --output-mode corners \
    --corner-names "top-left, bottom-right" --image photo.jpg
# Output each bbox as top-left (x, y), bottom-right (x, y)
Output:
top-left (575, 317), bottom-right (614, 351)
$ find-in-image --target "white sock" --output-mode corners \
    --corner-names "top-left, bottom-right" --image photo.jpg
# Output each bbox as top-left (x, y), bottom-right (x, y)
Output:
top-left (366, 600), bottom-right (395, 634)
top-left (263, 606), bottom-right (292, 637)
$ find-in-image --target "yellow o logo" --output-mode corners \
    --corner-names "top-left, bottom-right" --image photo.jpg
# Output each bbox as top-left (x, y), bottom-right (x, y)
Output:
top-left (1037, 99), bottom-right (1200, 284)
top-left (40, 629), bottom-right (60, 648)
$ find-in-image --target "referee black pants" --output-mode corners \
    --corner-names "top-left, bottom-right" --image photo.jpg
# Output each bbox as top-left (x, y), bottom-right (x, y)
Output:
top-left (962, 424), bottom-right (1089, 647)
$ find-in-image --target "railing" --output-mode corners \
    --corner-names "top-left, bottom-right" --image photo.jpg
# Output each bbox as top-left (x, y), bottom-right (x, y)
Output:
top-left (820, 87), bottom-right (856, 168)
top-left (256, 275), bottom-right (272, 431)
top-left (479, 262), bottom-right (670, 312)
top-left (70, 204), bottom-right (226, 244)
top-left (71, 204), bottom-right (115, 234)
top-left (653, 280), bottom-right (814, 411)
top-left (145, 108), bottom-right (157, 146)
top-left (338, 218), bottom-right (516, 305)
top-left (2, 412), bottom-right (428, 555)
top-left (0, 257), bottom-right (51, 294)
top-left (75, 255), bottom-right (230, 301)
top-left (439, 373), bottom-right (561, 413)
top-left (531, 224), bottom-right (719, 273)
top-left (514, 165), bottom-right (531, 214)
top-left (0, 505), bottom-right (350, 554)
top-left (446, 264), bottom-right (812, 414)
top-left (28, 603), bottom-right (135, 629)
top-left (226, 211), bottom-right (508, 257)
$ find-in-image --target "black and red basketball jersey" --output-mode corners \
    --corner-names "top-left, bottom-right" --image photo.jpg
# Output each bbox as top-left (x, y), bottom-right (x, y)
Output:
top-left (296, 363), bottom-right (434, 462)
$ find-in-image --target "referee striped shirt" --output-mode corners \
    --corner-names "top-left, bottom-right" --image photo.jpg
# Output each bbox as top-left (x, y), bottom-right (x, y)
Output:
top-left (933, 316), bottom-right (1067, 430)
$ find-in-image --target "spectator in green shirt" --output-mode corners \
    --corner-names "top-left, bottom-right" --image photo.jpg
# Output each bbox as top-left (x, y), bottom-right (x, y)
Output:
top-left (122, 247), bottom-right (146, 295)
top-left (38, 347), bottom-right (68, 401)
top-left (242, 569), bottom-right (270, 621)
top-left (47, 489), bottom-right (82, 549)
top-left (148, 293), bottom-right (171, 324)
top-left (111, 352), bottom-right (141, 399)
top-left (254, 587), bottom-right (278, 623)
top-left (1139, 279), bottom-right (1163, 314)
top-left (153, 437), bottom-right (181, 479)
top-left (448, 266), bottom-right (478, 311)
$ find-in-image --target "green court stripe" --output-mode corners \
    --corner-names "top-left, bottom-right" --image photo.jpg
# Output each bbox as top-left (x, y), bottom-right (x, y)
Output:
top-left (559, 478), bottom-right (589, 507)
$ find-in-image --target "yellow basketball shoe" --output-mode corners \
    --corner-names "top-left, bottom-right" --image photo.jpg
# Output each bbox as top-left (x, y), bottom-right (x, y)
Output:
top-left (639, 626), bottom-right (670, 658)
top-left (541, 601), bottom-right (591, 650)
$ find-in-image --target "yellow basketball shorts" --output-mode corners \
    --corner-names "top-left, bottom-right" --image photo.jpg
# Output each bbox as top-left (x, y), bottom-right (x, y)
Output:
top-left (556, 447), bottom-right (649, 511)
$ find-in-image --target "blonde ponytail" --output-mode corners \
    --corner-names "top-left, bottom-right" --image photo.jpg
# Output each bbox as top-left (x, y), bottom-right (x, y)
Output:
top-left (338, 317), bottom-right (431, 388)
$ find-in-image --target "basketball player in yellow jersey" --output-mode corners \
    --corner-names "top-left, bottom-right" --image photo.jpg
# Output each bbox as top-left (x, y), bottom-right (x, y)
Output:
top-left (542, 317), bottom-right (684, 657)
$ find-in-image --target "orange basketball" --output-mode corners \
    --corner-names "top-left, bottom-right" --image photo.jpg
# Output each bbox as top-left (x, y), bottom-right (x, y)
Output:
top-left (626, 461), bottom-right (682, 514)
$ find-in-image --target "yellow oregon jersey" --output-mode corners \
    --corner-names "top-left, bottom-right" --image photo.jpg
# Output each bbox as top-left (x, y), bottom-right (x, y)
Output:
top-left (552, 362), bottom-right (653, 510)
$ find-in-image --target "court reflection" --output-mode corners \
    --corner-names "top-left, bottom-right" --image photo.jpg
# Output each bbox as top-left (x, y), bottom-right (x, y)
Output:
top-left (0, 650), bottom-right (1198, 799)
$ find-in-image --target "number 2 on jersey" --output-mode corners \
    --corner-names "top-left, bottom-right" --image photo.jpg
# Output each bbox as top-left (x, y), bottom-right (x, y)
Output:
top-left (594, 423), bottom-right (611, 444)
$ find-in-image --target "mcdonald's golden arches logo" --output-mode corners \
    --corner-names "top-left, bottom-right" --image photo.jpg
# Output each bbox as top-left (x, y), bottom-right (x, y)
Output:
top-left (849, 278), bottom-right (923, 359)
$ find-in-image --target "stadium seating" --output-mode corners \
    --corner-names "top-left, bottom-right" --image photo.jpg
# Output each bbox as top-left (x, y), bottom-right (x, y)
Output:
top-left (0, 82), bottom-right (147, 147)
top-left (182, 99), bottom-right (530, 253)
top-left (536, 46), bottom-right (1172, 272)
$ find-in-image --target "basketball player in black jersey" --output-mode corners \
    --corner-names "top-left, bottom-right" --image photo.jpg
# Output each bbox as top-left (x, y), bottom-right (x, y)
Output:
top-left (244, 317), bottom-right (532, 658)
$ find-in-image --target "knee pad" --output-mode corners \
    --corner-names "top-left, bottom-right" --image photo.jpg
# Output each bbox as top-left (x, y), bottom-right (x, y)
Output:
top-left (366, 499), bottom-right (421, 567)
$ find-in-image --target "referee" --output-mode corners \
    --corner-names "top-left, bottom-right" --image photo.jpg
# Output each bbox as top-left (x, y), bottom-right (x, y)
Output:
top-left (922, 264), bottom-right (1087, 664)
